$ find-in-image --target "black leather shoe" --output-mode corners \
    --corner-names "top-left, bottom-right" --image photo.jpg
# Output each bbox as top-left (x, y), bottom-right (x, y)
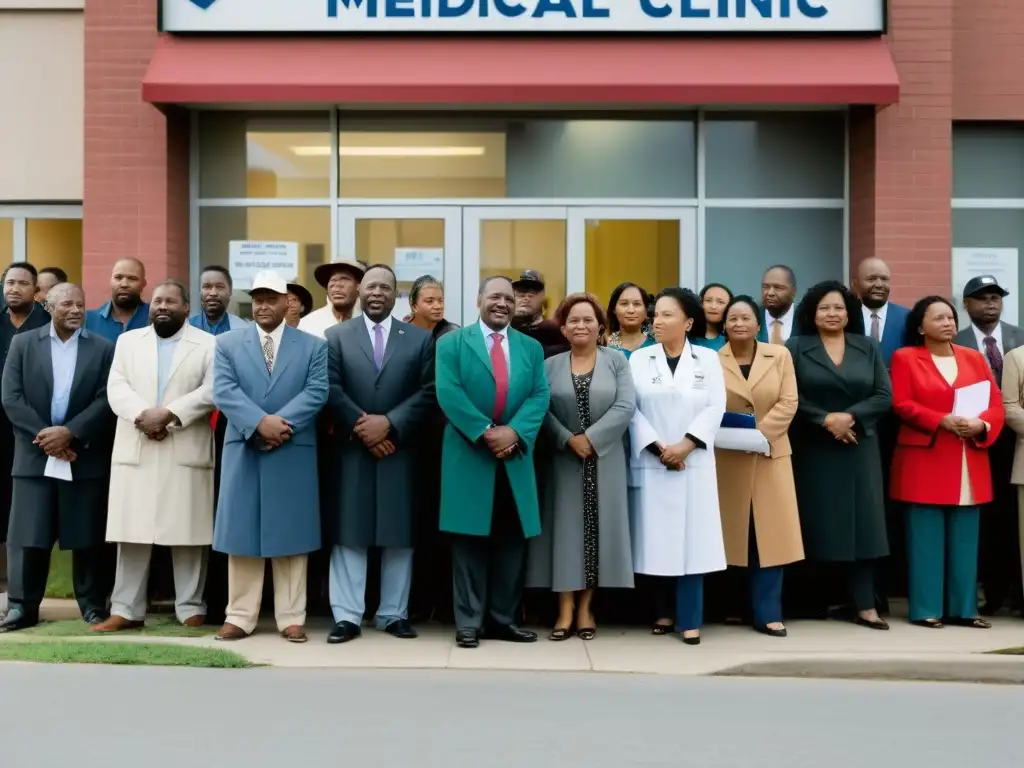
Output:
top-left (383, 619), bottom-right (418, 639)
top-left (455, 629), bottom-right (479, 648)
top-left (326, 621), bottom-right (362, 644)
top-left (855, 615), bottom-right (889, 631)
top-left (0, 606), bottom-right (38, 633)
top-left (82, 610), bottom-right (108, 626)
top-left (485, 624), bottom-right (538, 643)
top-left (754, 625), bottom-right (788, 638)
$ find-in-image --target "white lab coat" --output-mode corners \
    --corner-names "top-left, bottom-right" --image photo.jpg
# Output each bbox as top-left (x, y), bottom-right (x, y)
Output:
top-left (627, 342), bottom-right (727, 577)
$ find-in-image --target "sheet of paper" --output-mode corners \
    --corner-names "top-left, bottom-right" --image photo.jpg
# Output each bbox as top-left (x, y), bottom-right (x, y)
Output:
top-left (44, 455), bottom-right (73, 482)
top-left (953, 381), bottom-right (991, 419)
top-left (715, 428), bottom-right (771, 456)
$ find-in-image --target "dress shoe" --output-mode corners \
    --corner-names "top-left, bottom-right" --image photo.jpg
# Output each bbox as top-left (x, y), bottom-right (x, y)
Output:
top-left (382, 618), bottom-right (417, 639)
top-left (280, 625), bottom-right (308, 643)
top-left (326, 621), bottom-right (362, 644)
top-left (90, 615), bottom-right (144, 633)
top-left (215, 622), bottom-right (250, 641)
top-left (0, 606), bottom-right (38, 633)
top-left (182, 615), bottom-right (205, 628)
top-left (754, 625), bottom-right (788, 638)
top-left (455, 629), bottom-right (479, 648)
top-left (485, 624), bottom-right (538, 643)
top-left (81, 610), bottom-right (108, 626)
top-left (855, 615), bottom-right (889, 631)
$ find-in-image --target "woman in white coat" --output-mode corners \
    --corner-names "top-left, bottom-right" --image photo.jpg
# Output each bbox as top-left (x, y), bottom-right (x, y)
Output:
top-left (629, 286), bottom-right (727, 645)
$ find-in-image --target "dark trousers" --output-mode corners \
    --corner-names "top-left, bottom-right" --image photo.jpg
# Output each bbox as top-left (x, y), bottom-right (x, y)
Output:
top-left (979, 431), bottom-right (1022, 610)
top-left (7, 544), bottom-right (107, 619)
top-left (451, 465), bottom-right (526, 631)
top-left (204, 415), bottom-right (229, 623)
top-left (906, 505), bottom-right (980, 621)
top-left (747, 521), bottom-right (784, 628)
top-left (643, 573), bottom-right (705, 631)
top-left (843, 561), bottom-right (877, 613)
top-left (876, 411), bottom-right (905, 612)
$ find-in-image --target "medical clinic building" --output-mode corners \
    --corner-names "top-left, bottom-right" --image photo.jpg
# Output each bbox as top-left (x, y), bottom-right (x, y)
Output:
top-left (1, 0), bottom-right (1023, 321)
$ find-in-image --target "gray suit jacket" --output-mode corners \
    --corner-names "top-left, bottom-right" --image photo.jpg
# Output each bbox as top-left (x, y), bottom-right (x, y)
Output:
top-left (0, 326), bottom-right (115, 479)
top-left (325, 316), bottom-right (436, 548)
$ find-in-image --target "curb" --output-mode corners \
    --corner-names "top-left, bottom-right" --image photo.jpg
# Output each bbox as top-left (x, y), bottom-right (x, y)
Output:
top-left (714, 657), bottom-right (1024, 685)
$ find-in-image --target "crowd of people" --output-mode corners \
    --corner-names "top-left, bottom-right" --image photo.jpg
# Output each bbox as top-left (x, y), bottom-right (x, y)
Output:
top-left (0, 253), bottom-right (1021, 647)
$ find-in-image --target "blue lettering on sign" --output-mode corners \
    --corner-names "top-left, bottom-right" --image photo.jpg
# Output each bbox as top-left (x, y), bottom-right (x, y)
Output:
top-left (325, 0), bottom-right (831, 21)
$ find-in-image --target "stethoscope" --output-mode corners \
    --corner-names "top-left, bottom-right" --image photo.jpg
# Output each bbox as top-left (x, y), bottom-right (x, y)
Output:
top-left (646, 348), bottom-right (704, 388)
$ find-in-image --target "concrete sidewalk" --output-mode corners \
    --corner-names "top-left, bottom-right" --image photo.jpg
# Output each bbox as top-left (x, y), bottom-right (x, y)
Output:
top-left (4, 597), bottom-right (1021, 680)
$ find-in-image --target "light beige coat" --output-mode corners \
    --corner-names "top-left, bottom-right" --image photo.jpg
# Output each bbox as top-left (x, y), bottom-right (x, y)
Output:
top-left (715, 342), bottom-right (804, 568)
top-left (1001, 347), bottom-right (1024, 484)
top-left (106, 324), bottom-right (216, 546)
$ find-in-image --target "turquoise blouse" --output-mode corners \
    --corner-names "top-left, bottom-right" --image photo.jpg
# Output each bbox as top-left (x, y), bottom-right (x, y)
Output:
top-left (692, 333), bottom-right (727, 352)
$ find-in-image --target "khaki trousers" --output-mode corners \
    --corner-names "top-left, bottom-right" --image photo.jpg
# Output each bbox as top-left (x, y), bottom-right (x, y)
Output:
top-left (226, 554), bottom-right (307, 634)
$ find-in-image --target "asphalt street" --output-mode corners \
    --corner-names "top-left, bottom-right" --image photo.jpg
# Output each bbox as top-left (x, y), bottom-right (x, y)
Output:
top-left (0, 666), bottom-right (1017, 766)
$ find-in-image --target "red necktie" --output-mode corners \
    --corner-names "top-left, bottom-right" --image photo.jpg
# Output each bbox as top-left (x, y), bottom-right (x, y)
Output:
top-left (490, 332), bottom-right (509, 422)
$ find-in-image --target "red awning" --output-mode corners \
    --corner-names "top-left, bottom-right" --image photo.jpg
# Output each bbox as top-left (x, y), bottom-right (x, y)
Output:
top-left (142, 36), bottom-right (899, 106)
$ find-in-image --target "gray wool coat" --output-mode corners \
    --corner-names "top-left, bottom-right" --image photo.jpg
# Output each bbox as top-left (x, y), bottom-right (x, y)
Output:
top-left (526, 347), bottom-right (636, 592)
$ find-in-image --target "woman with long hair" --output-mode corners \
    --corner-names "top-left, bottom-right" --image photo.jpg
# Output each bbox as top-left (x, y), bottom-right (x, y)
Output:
top-left (786, 281), bottom-right (892, 629)
top-left (606, 282), bottom-right (655, 358)
top-left (890, 296), bottom-right (1003, 628)
top-left (694, 283), bottom-right (733, 352)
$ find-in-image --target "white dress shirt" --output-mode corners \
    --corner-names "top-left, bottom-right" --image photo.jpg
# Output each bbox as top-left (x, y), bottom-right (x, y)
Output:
top-left (764, 303), bottom-right (795, 343)
top-left (480, 319), bottom-right (511, 375)
top-left (862, 302), bottom-right (889, 343)
top-left (364, 313), bottom-right (393, 354)
top-left (972, 322), bottom-right (1004, 362)
top-left (258, 321), bottom-right (286, 372)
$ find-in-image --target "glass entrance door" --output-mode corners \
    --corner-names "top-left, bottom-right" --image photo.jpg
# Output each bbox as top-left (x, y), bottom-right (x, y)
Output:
top-left (338, 205), bottom-right (462, 322)
top-left (567, 207), bottom-right (698, 310)
top-left (461, 207), bottom-right (569, 325)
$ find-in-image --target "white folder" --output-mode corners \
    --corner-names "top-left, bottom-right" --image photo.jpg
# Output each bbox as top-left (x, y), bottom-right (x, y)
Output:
top-left (715, 427), bottom-right (771, 456)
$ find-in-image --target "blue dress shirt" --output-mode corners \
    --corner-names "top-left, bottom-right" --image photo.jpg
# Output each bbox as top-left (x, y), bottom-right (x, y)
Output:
top-left (85, 300), bottom-right (149, 344)
top-left (49, 325), bottom-right (81, 426)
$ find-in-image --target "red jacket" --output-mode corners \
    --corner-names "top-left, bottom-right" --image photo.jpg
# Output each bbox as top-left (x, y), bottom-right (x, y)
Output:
top-left (889, 345), bottom-right (1004, 505)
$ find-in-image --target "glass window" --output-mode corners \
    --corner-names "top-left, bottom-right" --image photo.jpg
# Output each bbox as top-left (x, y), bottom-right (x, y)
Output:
top-left (506, 120), bottom-right (696, 198)
top-left (479, 220), bottom-right (567, 317)
top-left (26, 219), bottom-right (83, 285)
top-left (953, 209), bottom-right (1024, 318)
top-left (953, 124), bottom-right (1024, 199)
top-left (705, 112), bottom-right (846, 199)
top-left (584, 220), bottom-right (679, 308)
top-left (199, 112), bottom-right (332, 199)
top-left (0, 218), bottom-right (12, 264)
top-left (199, 207), bottom-right (331, 316)
top-left (340, 131), bottom-right (506, 199)
top-left (704, 208), bottom-right (845, 298)
top-left (354, 218), bottom-right (448, 320)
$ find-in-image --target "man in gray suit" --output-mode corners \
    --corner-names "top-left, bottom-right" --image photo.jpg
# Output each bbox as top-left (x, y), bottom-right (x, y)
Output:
top-left (323, 264), bottom-right (436, 643)
top-left (0, 283), bottom-right (115, 632)
top-left (956, 274), bottom-right (1024, 615)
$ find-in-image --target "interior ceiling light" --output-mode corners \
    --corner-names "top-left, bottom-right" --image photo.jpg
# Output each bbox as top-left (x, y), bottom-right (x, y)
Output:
top-left (291, 146), bottom-right (486, 157)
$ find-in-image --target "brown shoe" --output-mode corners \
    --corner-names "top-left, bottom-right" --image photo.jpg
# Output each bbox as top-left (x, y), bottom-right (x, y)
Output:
top-left (90, 615), bottom-right (144, 633)
top-left (215, 622), bottom-right (250, 641)
top-left (281, 625), bottom-right (307, 643)
top-left (182, 615), bottom-right (205, 628)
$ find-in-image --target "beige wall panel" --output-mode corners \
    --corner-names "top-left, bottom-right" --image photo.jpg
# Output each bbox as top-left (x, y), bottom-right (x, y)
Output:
top-left (0, 11), bottom-right (83, 201)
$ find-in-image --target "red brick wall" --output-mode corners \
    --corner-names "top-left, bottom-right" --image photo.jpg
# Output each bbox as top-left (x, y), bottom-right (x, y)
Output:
top-left (850, 0), bottom-right (955, 305)
top-left (954, 0), bottom-right (1024, 120)
top-left (83, 0), bottom-right (188, 308)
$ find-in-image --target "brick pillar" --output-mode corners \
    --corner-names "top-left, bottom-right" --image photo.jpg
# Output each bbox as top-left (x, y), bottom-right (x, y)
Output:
top-left (83, 0), bottom-right (189, 306)
top-left (850, 0), bottom-right (955, 306)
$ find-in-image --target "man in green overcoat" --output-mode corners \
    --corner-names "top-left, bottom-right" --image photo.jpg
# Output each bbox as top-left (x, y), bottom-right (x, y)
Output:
top-left (436, 276), bottom-right (550, 649)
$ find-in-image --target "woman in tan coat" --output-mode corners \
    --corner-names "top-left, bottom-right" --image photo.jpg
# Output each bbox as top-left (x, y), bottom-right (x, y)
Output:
top-left (716, 295), bottom-right (804, 637)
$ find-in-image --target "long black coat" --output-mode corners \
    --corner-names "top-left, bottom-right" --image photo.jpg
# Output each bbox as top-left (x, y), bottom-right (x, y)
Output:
top-left (324, 317), bottom-right (436, 548)
top-left (786, 333), bottom-right (893, 562)
top-left (0, 304), bottom-right (51, 542)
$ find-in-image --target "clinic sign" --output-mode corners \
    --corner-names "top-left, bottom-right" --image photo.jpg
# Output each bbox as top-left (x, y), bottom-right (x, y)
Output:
top-left (162, 0), bottom-right (886, 34)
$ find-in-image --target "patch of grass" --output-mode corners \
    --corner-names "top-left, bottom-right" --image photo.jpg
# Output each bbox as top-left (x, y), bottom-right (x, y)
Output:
top-left (21, 616), bottom-right (216, 638)
top-left (0, 641), bottom-right (252, 668)
top-left (44, 547), bottom-right (75, 599)
top-left (986, 648), bottom-right (1024, 655)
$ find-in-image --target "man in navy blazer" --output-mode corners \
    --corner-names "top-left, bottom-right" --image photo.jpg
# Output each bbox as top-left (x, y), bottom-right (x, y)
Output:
top-left (853, 258), bottom-right (910, 367)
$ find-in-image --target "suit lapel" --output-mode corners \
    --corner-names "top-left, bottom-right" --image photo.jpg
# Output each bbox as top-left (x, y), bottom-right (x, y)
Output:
top-left (747, 343), bottom-right (775, 392)
top-left (246, 324), bottom-right (271, 383)
top-left (719, 344), bottom-right (752, 404)
top-left (36, 327), bottom-right (54, 406)
top-left (165, 327), bottom-right (198, 389)
top-left (68, 331), bottom-right (91, 401)
top-left (267, 325), bottom-right (297, 394)
top-left (355, 318), bottom-right (375, 367)
top-left (509, 329), bottom-right (527, 391)
top-left (802, 336), bottom-right (853, 395)
top-left (467, 323), bottom-right (494, 380)
top-left (377, 319), bottom-right (404, 377)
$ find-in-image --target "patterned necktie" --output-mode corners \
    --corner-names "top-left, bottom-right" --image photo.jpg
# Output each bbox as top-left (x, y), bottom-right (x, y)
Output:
top-left (870, 313), bottom-right (881, 342)
top-left (490, 333), bottom-right (509, 421)
top-left (983, 336), bottom-right (1003, 386)
top-left (770, 320), bottom-right (783, 345)
top-left (262, 333), bottom-right (274, 374)
top-left (373, 324), bottom-right (385, 371)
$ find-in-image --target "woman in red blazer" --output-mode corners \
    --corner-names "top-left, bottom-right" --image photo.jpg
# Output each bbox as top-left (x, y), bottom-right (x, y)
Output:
top-left (890, 296), bottom-right (1004, 629)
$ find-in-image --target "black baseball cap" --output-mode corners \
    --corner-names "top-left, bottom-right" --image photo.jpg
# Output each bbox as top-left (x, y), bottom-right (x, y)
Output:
top-left (512, 269), bottom-right (545, 291)
top-left (962, 275), bottom-right (1010, 300)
